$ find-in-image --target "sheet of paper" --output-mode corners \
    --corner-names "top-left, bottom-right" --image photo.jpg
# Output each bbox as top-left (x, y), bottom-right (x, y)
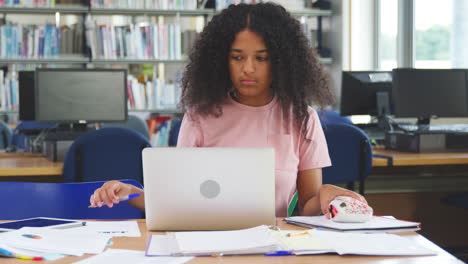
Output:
top-left (173, 225), bottom-right (282, 255)
top-left (0, 227), bottom-right (111, 256)
top-left (270, 230), bottom-right (333, 253)
top-left (146, 234), bottom-right (180, 256)
top-left (60, 221), bottom-right (141, 237)
top-left (0, 243), bottom-right (65, 261)
top-left (286, 215), bottom-right (420, 231)
top-left (310, 230), bottom-right (437, 256)
top-left (72, 249), bottom-right (193, 264)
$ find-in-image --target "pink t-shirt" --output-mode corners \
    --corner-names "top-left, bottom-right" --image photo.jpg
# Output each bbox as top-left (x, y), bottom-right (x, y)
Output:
top-left (177, 96), bottom-right (331, 216)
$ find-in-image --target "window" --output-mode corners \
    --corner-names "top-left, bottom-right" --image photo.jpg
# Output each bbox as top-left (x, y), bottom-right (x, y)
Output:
top-left (378, 0), bottom-right (398, 70)
top-left (414, 0), bottom-right (453, 68)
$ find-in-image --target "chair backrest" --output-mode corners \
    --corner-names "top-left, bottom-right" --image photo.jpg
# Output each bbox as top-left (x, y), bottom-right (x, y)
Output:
top-left (322, 123), bottom-right (373, 194)
top-left (0, 180), bottom-right (144, 220)
top-left (317, 110), bottom-right (353, 125)
top-left (0, 120), bottom-right (12, 149)
top-left (63, 127), bottom-right (151, 184)
top-left (102, 115), bottom-right (150, 140)
top-left (168, 118), bottom-right (182, 146)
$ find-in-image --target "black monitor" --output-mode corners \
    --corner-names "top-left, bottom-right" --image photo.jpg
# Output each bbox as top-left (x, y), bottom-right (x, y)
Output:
top-left (392, 68), bottom-right (468, 125)
top-left (35, 69), bottom-right (127, 125)
top-left (18, 71), bottom-right (35, 121)
top-left (340, 71), bottom-right (393, 117)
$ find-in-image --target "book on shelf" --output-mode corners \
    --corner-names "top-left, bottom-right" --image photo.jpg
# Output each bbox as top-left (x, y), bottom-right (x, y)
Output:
top-left (90, 0), bottom-right (198, 10)
top-left (0, 0), bottom-right (86, 8)
top-left (0, 22), bottom-right (84, 59)
top-left (0, 69), bottom-right (19, 111)
top-left (86, 20), bottom-right (190, 60)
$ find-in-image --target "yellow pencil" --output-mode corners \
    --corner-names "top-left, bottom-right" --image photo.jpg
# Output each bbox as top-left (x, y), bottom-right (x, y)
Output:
top-left (286, 229), bottom-right (313, 237)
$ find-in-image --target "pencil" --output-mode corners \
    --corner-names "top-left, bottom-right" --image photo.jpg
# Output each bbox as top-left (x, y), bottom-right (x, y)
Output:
top-left (286, 230), bottom-right (312, 237)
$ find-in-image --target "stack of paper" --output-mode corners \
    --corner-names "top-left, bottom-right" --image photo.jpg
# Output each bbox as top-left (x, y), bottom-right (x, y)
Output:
top-left (0, 227), bottom-right (111, 257)
top-left (146, 225), bottom-right (283, 256)
top-left (146, 224), bottom-right (436, 257)
top-left (285, 215), bottom-right (421, 232)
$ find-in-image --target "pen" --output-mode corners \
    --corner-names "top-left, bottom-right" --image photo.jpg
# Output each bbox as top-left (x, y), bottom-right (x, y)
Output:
top-left (264, 250), bottom-right (293, 256)
top-left (88, 193), bottom-right (141, 208)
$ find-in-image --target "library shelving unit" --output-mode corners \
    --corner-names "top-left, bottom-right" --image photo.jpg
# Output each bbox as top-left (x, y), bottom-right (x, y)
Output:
top-left (0, 4), bottom-right (333, 115)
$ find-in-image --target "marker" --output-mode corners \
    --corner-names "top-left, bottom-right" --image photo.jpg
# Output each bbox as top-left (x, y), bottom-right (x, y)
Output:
top-left (264, 250), bottom-right (293, 256)
top-left (15, 254), bottom-right (44, 261)
top-left (89, 193), bottom-right (142, 208)
top-left (0, 248), bottom-right (14, 257)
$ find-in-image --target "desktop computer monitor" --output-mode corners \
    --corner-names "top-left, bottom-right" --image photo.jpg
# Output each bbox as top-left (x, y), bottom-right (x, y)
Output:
top-left (18, 71), bottom-right (35, 121)
top-left (392, 68), bottom-right (468, 125)
top-left (340, 71), bottom-right (393, 117)
top-left (35, 69), bottom-right (128, 124)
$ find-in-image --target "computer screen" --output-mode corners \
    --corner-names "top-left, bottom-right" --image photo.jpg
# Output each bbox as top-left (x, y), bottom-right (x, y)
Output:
top-left (35, 69), bottom-right (127, 123)
top-left (340, 71), bottom-right (393, 116)
top-left (18, 71), bottom-right (35, 121)
top-left (392, 68), bottom-right (468, 122)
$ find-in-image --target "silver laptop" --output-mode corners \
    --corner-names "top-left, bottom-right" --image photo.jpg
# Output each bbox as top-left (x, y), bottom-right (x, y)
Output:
top-left (142, 147), bottom-right (276, 231)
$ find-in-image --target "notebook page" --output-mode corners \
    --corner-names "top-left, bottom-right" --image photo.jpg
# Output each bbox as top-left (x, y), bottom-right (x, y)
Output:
top-left (310, 230), bottom-right (437, 256)
top-left (174, 225), bottom-right (281, 255)
top-left (270, 230), bottom-right (333, 252)
top-left (286, 215), bottom-right (419, 231)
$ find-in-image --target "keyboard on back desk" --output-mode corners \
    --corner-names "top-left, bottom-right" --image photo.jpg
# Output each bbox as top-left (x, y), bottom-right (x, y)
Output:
top-left (398, 124), bottom-right (468, 133)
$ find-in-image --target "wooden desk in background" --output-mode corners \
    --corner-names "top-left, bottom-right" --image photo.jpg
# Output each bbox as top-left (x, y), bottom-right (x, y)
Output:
top-left (0, 218), bottom-right (463, 264)
top-left (372, 146), bottom-right (468, 167)
top-left (0, 152), bottom-right (62, 178)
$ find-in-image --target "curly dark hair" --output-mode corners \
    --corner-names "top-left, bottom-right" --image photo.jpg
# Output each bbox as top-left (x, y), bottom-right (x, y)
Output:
top-left (181, 2), bottom-right (335, 133)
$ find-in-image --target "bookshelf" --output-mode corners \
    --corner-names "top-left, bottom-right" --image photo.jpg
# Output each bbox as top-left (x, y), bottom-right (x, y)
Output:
top-left (0, 4), bottom-right (334, 116)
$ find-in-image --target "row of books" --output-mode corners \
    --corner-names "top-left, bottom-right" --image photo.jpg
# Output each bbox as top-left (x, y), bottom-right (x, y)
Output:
top-left (86, 21), bottom-right (198, 60)
top-left (90, 0), bottom-right (198, 10)
top-left (127, 73), bottom-right (181, 110)
top-left (0, 23), bottom-right (84, 58)
top-left (215, 0), bottom-right (257, 10)
top-left (0, 70), bottom-right (19, 111)
top-left (147, 116), bottom-right (180, 147)
top-left (0, 0), bottom-right (84, 7)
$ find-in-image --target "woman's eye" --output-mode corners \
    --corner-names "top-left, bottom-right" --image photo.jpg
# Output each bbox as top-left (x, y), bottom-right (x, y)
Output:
top-left (257, 57), bottom-right (269, 61)
top-left (231, 55), bottom-right (242, 60)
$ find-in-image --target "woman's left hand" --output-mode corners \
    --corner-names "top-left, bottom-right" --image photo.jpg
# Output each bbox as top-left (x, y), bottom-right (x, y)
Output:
top-left (319, 184), bottom-right (367, 218)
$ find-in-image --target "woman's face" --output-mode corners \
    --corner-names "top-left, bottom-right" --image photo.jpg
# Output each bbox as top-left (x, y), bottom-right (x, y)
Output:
top-left (229, 29), bottom-right (273, 106)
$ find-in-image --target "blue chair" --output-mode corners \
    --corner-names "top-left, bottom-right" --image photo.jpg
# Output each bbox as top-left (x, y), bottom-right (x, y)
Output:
top-left (288, 123), bottom-right (373, 217)
top-left (317, 110), bottom-right (352, 125)
top-left (63, 127), bottom-right (151, 184)
top-left (0, 180), bottom-right (144, 220)
top-left (102, 115), bottom-right (150, 140)
top-left (168, 118), bottom-right (182, 146)
top-left (322, 123), bottom-right (373, 194)
top-left (0, 120), bottom-right (12, 149)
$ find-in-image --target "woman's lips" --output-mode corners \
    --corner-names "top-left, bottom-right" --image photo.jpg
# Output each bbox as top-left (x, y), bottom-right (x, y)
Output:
top-left (241, 80), bottom-right (256, 85)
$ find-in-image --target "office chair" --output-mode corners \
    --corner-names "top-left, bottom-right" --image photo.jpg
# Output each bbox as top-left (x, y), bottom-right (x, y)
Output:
top-left (317, 110), bottom-right (353, 125)
top-left (0, 180), bottom-right (144, 220)
top-left (0, 120), bottom-right (12, 149)
top-left (288, 123), bottom-right (373, 217)
top-left (10, 121), bottom-right (57, 149)
top-left (168, 118), bottom-right (182, 146)
top-left (101, 114), bottom-right (150, 140)
top-left (63, 127), bottom-right (151, 184)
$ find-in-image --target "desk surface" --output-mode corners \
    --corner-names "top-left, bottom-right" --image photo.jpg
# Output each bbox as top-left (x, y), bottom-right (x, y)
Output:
top-left (0, 152), bottom-right (63, 177)
top-left (373, 146), bottom-right (468, 167)
top-left (1, 218), bottom-right (462, 264)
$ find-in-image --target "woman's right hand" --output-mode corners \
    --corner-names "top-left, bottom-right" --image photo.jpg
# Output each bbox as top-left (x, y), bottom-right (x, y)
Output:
top-left (89, 180), bottom-right (133, 208)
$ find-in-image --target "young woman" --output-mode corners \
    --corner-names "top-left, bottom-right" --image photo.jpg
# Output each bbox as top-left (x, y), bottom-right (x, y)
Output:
top-left (90, 2), bottom-right (367, 217)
